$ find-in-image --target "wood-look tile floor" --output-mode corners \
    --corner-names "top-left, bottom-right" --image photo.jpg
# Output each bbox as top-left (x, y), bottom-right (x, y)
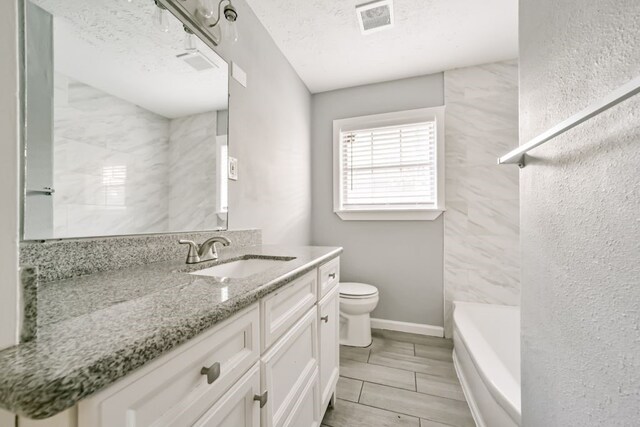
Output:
top-left (321, 329), bottom-right (475, 427)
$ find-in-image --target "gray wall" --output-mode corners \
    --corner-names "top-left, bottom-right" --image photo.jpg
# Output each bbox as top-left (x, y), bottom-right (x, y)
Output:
top-left (520, 0), bottom-right (640, 425)
top-left (311, 74), bottom-right (445, 327)
top-left (213, 0), bottom-right (312, 245)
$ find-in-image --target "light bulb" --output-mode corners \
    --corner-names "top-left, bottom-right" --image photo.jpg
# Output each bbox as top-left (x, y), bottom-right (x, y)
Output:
top-left (198, 0), bottom-right (214, 19)
top-left (184, 32), bottom-right (197, 51)
top-left (223, 19), bottom-right (238, 43)
top-left (152, 5), bottom-right (169, 32)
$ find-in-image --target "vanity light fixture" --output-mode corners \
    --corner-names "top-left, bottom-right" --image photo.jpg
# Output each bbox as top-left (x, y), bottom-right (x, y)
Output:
top-left (207, 0), bottom-right (239, 43)
top-left (153, 0), bottom-right (239, 46)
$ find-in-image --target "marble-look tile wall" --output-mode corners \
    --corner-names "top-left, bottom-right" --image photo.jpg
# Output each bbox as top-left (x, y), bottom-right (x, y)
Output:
top-left (52, 74), bottom-right (223, 238)
top-left (168, 112), bottom-right (224, 231)
top-left (53, 74), bottom-right (171, 237)
top-left (443, 60), bottom-right (520, 336)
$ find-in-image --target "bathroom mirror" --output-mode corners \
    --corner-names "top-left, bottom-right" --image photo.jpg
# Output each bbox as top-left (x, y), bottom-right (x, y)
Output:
top-left (22, 0), bottom-right (229, 240)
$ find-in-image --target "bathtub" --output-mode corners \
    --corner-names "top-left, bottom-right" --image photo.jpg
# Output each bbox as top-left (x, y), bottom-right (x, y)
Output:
top-left (452, 302), bottom-right (521, 427)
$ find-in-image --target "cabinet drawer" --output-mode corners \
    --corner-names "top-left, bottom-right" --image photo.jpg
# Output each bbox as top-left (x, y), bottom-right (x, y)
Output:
top-left (282, 368), bottom-right (321, 427)
top-left (318, 285), bottom-right (340, 411)
top-left (261, 308), bottom-right (318, 427)
top-left (318, 257), bottom-right (340, 299)
top-left (78, 305), bottom-right (260, 427)
top-left (192, 363), bottom-right (260, 427)
top-left (261, 270), bottom-right (317, 351)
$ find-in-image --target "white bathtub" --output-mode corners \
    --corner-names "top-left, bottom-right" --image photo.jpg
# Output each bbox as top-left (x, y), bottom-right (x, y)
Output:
top-left (452, 302), bottom-right (521, 427)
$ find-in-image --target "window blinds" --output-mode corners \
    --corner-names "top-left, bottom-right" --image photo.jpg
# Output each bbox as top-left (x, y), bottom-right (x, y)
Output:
top-left (339, 121), bottom-right (437, 209)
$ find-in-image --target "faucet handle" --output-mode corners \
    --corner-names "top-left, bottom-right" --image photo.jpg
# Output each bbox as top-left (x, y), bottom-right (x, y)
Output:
top-left (179, 240), bottom-right (201, 264)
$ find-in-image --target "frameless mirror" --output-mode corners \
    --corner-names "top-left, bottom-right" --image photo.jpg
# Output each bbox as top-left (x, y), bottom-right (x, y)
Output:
top-left (23, 0), bottom-right (229, 240)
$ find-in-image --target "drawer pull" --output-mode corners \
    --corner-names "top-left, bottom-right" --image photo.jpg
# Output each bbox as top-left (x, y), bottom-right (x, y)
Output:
top-left (321, 315), bottom-right (329, 323)
top-left (254, 391), bottom-right (268, 408)
top-left (200, 362), bottom-right (221, 384)
top-left (328, 273), bottom-right (336, 279)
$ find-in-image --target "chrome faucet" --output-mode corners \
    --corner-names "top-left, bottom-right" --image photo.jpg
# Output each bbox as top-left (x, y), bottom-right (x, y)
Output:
top-left (179, 236), bottom-right (231, 264)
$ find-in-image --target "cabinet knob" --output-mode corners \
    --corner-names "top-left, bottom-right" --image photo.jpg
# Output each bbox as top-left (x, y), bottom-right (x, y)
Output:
top-left (328, 273), bottom-right (336, 279)
top-left (254, 391), bottom-right (268, 408)
top-left (201, 362), bottom-right (221, 384)
top-left (321, 315), bottom-right (329, 323)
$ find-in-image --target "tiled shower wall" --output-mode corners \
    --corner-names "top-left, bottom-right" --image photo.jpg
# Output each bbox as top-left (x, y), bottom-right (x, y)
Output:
top-left (54, 75), bottom-right (171, 237)
top-left (53, 75), bottom-right (222, 238)
top-left (168, 111), bottom-right (222, 231)
top-left (443, 60), bottom-right (520, 336)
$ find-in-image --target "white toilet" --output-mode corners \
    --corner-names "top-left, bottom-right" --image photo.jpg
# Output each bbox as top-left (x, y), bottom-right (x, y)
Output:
top-left (339, 282), bottom-right (379, 347)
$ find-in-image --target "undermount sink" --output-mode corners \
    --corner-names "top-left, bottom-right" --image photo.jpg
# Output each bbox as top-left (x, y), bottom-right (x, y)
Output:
top-left (190, 257), bottom-right (295, 279)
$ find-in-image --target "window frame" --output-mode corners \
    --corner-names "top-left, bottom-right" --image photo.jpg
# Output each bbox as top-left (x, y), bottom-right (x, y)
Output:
top-left (333, 106), bottom-right (445, 221)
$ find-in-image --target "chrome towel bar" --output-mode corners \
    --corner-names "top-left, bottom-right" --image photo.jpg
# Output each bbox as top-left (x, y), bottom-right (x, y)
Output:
top-left (498, 75), bottom-right (640, 168)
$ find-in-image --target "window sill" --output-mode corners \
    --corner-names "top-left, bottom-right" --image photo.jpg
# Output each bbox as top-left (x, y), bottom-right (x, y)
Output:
top-left (334, 209), bottom-right (444, 221)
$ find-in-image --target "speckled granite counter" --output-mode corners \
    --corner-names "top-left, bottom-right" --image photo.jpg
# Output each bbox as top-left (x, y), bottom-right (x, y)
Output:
top-left (0, 245), bottom-right (341, 419)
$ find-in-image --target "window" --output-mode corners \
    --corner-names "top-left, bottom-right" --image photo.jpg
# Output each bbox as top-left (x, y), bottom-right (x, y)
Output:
top-left (333, 107), bottom-right (444, 220)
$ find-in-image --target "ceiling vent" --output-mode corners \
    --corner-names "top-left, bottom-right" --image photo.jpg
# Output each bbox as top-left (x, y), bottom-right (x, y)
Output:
top-left (176, 50), bottom-right (219, 72)
top-left (356, 0), bottom-right (394, 35)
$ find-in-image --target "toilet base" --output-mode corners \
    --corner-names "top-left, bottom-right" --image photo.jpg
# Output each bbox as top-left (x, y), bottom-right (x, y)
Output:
top-left (339, 312), bottom-right (373, 347)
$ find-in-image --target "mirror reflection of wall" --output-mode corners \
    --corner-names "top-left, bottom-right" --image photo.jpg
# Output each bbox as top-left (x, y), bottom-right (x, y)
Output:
top-left (24, 0), bottom-right (229, 240)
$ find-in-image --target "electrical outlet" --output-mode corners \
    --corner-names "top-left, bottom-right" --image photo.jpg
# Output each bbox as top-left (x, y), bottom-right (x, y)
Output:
top-left (228, 157), bottom-right (238, 180)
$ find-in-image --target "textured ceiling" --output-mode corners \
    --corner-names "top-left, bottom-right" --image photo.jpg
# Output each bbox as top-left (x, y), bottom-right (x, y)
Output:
top-left (31, 0), bottom-right (228, 118)
top-left (245, 0), bottom-right (518, 93)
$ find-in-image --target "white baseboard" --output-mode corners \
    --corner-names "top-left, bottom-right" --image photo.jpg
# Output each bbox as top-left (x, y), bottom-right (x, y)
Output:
top-left (370, 318), bottom-right (444, 337)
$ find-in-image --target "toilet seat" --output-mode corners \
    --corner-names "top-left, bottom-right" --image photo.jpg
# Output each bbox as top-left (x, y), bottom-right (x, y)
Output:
top-left (340, 282), bottom-right (378, 299)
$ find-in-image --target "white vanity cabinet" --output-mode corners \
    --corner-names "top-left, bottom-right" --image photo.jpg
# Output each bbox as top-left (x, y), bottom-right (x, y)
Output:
top-left (39, 257), bottom-right (340, 427)
top-left (77, 305), bottom-right (261, 427)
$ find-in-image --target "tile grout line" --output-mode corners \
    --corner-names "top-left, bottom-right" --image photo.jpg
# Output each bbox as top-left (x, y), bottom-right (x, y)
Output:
top-left (354, 392), bottom-right (468, 426)
top-left (339, 396), bottom-right (461, 427)
top-left (340, 373), bottom-right (464, 404)
top-left (336, 397), bottom-right (422, 424)
top-left (364, 359), bottom-right (457, 379)
top-left (339, 374), bottom-right (416, 393)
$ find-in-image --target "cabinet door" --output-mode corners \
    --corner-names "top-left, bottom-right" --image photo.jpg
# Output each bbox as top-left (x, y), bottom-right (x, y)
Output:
top-left (282, 368), bottom-right (321, 427)
top-left (318, 285), bottom-right (340, 411)
top-left (261, 308), bottom-right (318, 427)
top-left (192, 363), bottom-right (260, 427)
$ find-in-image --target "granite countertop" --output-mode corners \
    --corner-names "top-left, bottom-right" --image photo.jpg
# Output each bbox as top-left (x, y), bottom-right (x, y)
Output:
top-left (0, 245), bottom-right (342, 420)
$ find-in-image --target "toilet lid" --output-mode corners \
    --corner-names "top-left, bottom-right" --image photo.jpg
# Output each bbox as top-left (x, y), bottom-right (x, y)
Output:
top-left (340, 282), bottom-right (378, 297)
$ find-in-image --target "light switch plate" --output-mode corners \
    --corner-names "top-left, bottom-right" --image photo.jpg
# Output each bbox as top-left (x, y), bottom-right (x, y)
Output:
top-left (231, 62), bottom-right (247, 87)
top-left (228, 157), bottom-right (238, 180)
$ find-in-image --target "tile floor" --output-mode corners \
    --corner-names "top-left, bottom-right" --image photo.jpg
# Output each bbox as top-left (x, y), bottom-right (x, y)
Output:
top-left (321, 329), bottom-right (475, 427)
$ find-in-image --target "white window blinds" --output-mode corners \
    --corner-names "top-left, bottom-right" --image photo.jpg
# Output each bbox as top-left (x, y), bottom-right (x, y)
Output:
top-left (339, 121), bottom-right (437, 209)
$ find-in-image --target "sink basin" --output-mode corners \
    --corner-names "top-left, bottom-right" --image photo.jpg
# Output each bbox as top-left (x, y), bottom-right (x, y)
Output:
top-left (190, 257), bottom-right (294, 279)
